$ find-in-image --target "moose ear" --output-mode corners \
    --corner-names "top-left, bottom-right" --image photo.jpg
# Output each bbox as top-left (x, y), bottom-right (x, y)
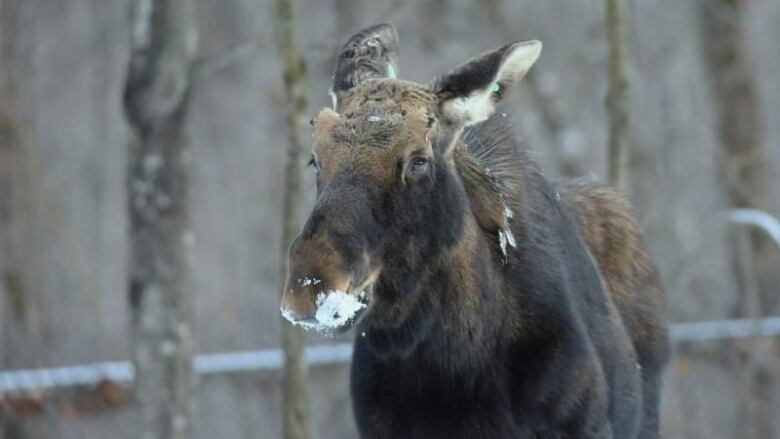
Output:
top-left (433, 40), bottom-right (541, 127)
top-left (331, 23), bottom-right (400, 109)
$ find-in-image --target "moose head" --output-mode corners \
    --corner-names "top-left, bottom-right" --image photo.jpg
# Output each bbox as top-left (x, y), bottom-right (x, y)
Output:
top-left (280, 23), bottom-right (541, 334)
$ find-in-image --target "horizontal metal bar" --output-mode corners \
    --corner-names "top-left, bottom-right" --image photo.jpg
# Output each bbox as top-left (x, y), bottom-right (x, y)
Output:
top-left (193, 342), bottom-right (353, 374)
top-left (1, 317), bottom-right (779, 394)
top-left (0, 343), bottom-right (355, 394)
top-left (670, 316), bottom-right (780, 342)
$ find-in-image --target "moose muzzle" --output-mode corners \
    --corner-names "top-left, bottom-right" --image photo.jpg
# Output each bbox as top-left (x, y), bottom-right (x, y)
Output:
top-left (280, 233), bottom-right (370, 333)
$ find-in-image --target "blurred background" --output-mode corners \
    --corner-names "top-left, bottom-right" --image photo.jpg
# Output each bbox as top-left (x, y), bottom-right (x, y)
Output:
top-left (1, 0), bottom-right (779, 438)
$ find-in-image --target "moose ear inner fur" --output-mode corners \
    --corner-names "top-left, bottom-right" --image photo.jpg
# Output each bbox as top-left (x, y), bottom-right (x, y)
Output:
top-left (434, 40), bottom-right (542, 128)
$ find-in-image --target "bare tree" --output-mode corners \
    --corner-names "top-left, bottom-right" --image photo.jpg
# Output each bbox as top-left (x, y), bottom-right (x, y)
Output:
top-left (605, 0), bottom-right (630, 188)
top-left (122, 1), bottom-right (199, 438)
top-left (1, 1), bottom-right (33, 436)
top-left (699, 0), bottom-right (778, 302)
top-left (0, 0), bottom-right (21, 353)
top-left (274, 0), bottom-right (311, 438)
top-left (0, 14), bottom-right (19, 439)
top-left (699, 1), bottom-right (778, 437)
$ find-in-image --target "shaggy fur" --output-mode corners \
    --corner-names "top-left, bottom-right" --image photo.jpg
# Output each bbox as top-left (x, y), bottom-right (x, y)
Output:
top-left (280, 23), bottom-right (670, 439)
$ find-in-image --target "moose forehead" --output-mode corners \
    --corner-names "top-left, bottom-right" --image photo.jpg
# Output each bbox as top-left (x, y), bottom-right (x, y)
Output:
top-left (312, 80), bottom-right (436, 173)
top-left (335, 79), bottom-right (436, 117)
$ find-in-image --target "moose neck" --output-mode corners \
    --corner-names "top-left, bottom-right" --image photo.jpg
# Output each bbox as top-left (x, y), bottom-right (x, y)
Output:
top-left (360, 162), bottom-right (510, 374)
top-left (422, 214), bottom-right (509, 373)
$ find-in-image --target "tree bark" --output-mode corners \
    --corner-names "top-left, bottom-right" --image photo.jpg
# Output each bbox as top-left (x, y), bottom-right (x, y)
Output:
top-left (699, 1), bottom-right (778, 438)
top-left (0, 0), bottom-right (21, 351)
top-left (699, 0), bottom-right (777, 302)
top-left (273, 1), bottom-right (310, 439)
top-left (605, 0), bottom-right (630, 189)
top-left (122, 1), bottom-right (198, 438)
top-left (1, 1), bottom-right (33, 436)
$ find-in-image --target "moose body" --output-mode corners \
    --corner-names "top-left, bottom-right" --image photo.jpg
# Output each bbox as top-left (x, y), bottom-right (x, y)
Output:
top-left (280, 24), bottom-right (669, 439)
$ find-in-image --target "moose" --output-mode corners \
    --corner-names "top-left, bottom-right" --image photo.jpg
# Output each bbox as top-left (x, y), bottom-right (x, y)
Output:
top-left (280, 23), bottom-right (669, 439)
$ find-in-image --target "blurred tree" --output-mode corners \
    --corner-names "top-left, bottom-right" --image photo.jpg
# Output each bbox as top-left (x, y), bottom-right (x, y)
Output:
top-left (699, 0), bottom-right (778, 438)
top-left (274, 0), bottom-right (311, 438)
top-left (122, 0), bottom-right (199, 438)
top-left (1, 1), bottom-right (32, 437)
top-left (699, 0), bottom-right (778, 305)
top-left (0, 0), bottom-right (20, 349)
top-left (483, 0), bottom-right (583, 177)
top-left (606, 0), bottom-right (630, 189)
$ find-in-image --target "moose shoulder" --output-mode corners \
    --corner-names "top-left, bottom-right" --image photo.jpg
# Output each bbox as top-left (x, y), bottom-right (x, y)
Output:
top-left (280, 23), bottom-right (670, 439)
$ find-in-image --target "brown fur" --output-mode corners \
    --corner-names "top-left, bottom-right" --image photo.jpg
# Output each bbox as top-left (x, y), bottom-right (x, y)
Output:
top-left (563, 181), bottom-right (669, 367)
top-left (281, 231), bottom-right (352, 318)
top-left (308, 77), bottom-right (669, 365)
top-left (454, 116), bottom-right (668, 365)
top-left (311, 81), bottom-right (436, 192)
top-left (282, 23), bottom-right (669, 438)
top-left (456, 114), bottom-right (531, 242)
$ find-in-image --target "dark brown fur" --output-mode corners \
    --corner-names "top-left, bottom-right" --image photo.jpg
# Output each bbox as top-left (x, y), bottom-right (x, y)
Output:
top-left (280, 23), bottom-right (669, 439)
top-left (459, 117), bottom-right (670, 434)
top-left (459, 118), bottom-right (669, 372)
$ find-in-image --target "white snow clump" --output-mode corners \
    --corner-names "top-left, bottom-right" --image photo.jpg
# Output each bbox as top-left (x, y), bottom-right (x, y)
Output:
top-left (280, 290), bottom-right (366, 333)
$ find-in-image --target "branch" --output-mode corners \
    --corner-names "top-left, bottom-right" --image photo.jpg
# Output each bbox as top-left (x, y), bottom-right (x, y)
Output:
top-left (194, 38), bottom-right (264, 78)
top-left (605, 0), bottom-right (630, 188)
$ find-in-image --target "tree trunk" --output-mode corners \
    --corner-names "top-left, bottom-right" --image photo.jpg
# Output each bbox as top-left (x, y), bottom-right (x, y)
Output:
top-left (484, 0), bottom-right (583, 178)
top-left (122, 1), bottom-right (199, 438)
top-left (1, 1), bottom-right (33, 436)
top-left (605, 0), bottom-right (630, 189)
top-left (699, 0), bottom-right (778, 304)
top-left (274, 0), bottom-right (310, 438)
top-left (699, 1), bottom-right (778, 438)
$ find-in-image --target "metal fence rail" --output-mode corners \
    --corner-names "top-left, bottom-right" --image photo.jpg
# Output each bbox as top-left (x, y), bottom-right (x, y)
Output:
top-left (1, 317), bottom-right (779, 394)
top-left (2, 210), bottom-right (777, 396)
top-left (670, 316), bottom-right (780, 342)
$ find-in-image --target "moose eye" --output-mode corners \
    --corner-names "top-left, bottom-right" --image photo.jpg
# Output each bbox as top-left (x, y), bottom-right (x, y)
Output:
top-left (407, 158), bottom-right (429, 174)
top-left (308, 156), bottom-right (320, 173)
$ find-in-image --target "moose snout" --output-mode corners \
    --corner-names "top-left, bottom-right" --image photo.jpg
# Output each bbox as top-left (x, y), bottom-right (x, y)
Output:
top-left (280, 272), bottom-right (367, 333)
top-left (280, 273), bottom-right (350, 324)
top-left (280, 235), bottom-right (369, 332)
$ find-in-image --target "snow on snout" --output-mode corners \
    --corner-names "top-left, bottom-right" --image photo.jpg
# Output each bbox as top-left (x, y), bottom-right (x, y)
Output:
top-left (297, 277), bottom-right (321, 287)
top-left (314, 290), bottom-right (366, 328)
top-left (281, 290), bottom-right (367, 333)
